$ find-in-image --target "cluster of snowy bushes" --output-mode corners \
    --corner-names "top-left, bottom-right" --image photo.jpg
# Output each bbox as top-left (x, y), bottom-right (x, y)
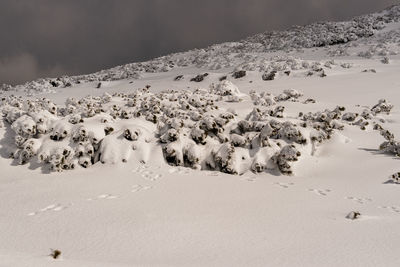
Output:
top-left (327, 46), bottom-right (350, 57)
top-left (358, 43), bottom-right (398, 58)
top-left (249, 89), bottom-right (304, 107)
top-left (236, 56), bottom-right (331, 74)
top-left (244, 5), bottom-right (400, 52)
top-left (367, 100), bottom-right (400, 180)
top-left (1, 81), bottom-right (394, 176)
top-left (0, 84), bottom-right (12, 92)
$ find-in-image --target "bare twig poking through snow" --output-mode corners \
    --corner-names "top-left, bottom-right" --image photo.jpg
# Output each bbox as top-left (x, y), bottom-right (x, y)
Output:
top-left (50, 249), bottom-right (61, 259)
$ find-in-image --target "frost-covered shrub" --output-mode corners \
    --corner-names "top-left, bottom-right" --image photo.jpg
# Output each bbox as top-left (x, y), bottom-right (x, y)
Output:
top-left (13, 138), bottom-right (41, 164)
top-left (163, 142), bottom-right (184, 166)
top-left (378, 129), bottom-right (400, 157)
top-left (342, 112), bottom-right (359, 122)
top-left (358, 50), bottom-right (374, 58)
top-left (371, 99), bottom-right (393, 115)
top-left (352, 119), bottom-right (369, 130)
top-left (214, 143), bottom-right (238, 174)
top-left (340, 63), bottom-right (352, 69)
top-left (346, 211), bottom-right (361, 220)
top-left (279, 122), bottom-right (307, 144)
top-left (303, 98), bottom-right (316, 104)
top-left (379, 140), bottom-right (400, 156)
top-left (248, 88), bottom-right (305, 107)
top-left (358, 44), bottom-right (398, 59)
top-left (1, 84), bottom-right (13, 91)
top-left (381, 57), bottom-right (390, 64)
top-left (272, 145), bottom-right (301, 175)
top-left (276, 89), bottom-right (303, 102)
top-left (190, 73), bottom-right (208, 82)
top-left (360, 109), bottom-right (373, 120)
top-left (11, 115), bottom-right (37, 137)
top-left (390, 172), bottom-right (400, 183)
top-left (174, 75), bottom-right (184, 81)
top-left (249, 90), bottom-right (276, 107)
top-left (262, 71), bottom-right (277, 81)
top-left (327, 46), bottom-right (349, 57)
top-left (124, 127), bottom-right (142, 141)
top-left (232, 70), bottom-right (246, 79)
top-left (191, 127), bottom-right (207, 145)
top-left (268, 106), bottom-right (285, 118)
top-left (183, 143), bottom-right (201, 169)
top-left (362, 69), bottom-right (377, 73)
top-left (251, 146), bottom-right (279, 173)
top-left (212, 80), bottom-right (243, 99)
top-left (50, 121), bottom-right (72, 141)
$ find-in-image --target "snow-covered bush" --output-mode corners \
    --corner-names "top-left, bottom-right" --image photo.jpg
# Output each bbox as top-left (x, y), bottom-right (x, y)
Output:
top-left (390, 172), bottom-right (400, 183)
top-left (276, 89), bottom-right (303, 102)
top-left (346, 211), bottom-right (361, 220)
top-left (273, 145), bottom-right (301, 175)
top-left (262, 71), bottom-right (277, 81)
top-left (371, 99), bottom-right (393, 115)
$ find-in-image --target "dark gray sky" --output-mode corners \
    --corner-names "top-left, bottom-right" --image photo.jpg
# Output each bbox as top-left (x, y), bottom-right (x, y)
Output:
top-left (0, 0), bottom-right (398, 85)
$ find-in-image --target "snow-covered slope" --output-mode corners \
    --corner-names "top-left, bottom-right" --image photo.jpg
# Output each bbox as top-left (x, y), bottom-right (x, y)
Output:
top-left (2, 4), bottom-right (400, 94)
top-left (1, 4), bottom-right (400, 267)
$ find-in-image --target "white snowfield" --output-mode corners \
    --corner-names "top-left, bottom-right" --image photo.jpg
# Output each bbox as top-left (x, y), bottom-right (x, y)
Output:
top-left (1, 5), bottom-right (400, 267)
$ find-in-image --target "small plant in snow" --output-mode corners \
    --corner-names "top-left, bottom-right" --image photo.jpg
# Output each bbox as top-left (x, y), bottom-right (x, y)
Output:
top-left (371, 99), bottom-right (393, 115)
top-left (50, 249), bottom-right (62, 259)
top-left (390, 172), bottom-right (400, 183)
top-left (346, 211), bottom-right (361, 220)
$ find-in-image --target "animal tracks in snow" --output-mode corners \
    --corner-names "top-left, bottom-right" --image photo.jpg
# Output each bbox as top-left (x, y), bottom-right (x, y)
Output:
top-left (140, 170), bottom-right (163, 181)
top-left (308, 188), bottom-right (332, 196)
top-left (28, 203), bottom-right (71, 216)
top-left (133, 165), bottom-right (163, 181)
top-left (241, 176), bottom-right (258, 182)
top-left (206, 171), bottom-right (221, 177)
top-left (87, 194), bottom-right (119, 201)
top-left (345, 196), bottom-right (372, 204)
top-left (168, 167), bottom-right (192, 175)
top-left (378, 205), bottom-right (400, 213)
top-left (273, 182), bottom-right (295, 188)
top-left (131, 184), bottom-right (153, 193)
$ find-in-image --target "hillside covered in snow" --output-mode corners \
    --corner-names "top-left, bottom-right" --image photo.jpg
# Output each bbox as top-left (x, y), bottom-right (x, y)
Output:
top-left (2, 4), bottom-right (400, 93)
top-left (1, 4), bottom-right (400, 267)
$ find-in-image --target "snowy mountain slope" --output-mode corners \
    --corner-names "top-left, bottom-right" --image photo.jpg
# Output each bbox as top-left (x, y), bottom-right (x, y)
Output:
top-left (2, 4), bottom-right (400, 93)
top-left (1, 4), bottom-right (400, 267)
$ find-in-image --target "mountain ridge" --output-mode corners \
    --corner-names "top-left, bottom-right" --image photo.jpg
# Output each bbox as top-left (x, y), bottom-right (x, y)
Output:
top-left (1, 3), bottom-right (400, 92)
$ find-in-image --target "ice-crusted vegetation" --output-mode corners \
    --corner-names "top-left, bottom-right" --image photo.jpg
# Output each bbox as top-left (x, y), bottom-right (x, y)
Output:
top-left (0, 79), bottom-right (394, 176)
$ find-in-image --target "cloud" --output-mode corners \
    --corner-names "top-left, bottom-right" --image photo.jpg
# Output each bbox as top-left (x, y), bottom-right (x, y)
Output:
top-left (0, 0), bottom-right (398, 84)
top-left (0, 54), bottom-right (40, 84)
top-left (0, 53), bottom-right (68, 85)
